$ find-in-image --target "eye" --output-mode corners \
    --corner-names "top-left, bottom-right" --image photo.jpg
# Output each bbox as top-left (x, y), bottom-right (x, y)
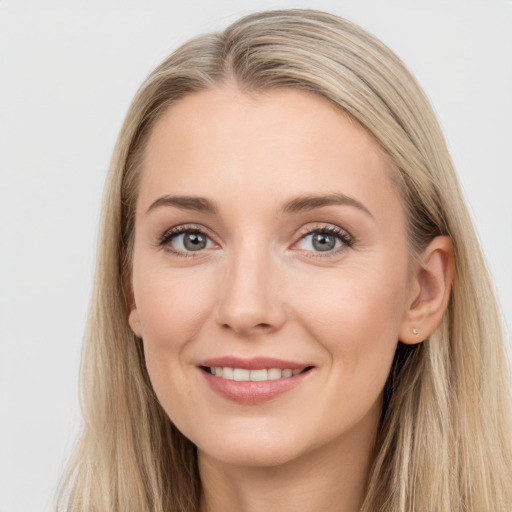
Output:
top-left (172, 231), bottom-right (212, 251)
top-left (159, 226), bottom-right (216, 255)
top-left (294, 226), bottom-right (352, 253)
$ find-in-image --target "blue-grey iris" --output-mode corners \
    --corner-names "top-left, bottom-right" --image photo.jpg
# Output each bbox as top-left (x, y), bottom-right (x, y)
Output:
top-left (313, 232), bottom-right (336, 251)
top-left (184, 232), bottom-right (207, 251)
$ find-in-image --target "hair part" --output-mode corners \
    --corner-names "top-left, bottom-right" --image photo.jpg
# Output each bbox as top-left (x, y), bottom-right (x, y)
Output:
top-left (57, 9), bottom-right (512, 512)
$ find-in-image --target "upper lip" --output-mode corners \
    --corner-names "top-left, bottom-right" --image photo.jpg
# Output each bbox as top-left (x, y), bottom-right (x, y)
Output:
top-left (198, 356), bottom-right (311, 371)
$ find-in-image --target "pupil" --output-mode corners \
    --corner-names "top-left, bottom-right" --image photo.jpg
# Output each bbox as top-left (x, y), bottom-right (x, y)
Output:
top-left (313, 233), bottom-right (335, 251)
top-left (184, 233), bottom-right (207, 251)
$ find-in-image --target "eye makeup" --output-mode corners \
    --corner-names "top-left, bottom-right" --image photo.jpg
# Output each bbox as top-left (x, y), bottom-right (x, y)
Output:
top-left (156, 220), bottom-right (355, 260)
top-left (157, 223), bottom-right (218, 258)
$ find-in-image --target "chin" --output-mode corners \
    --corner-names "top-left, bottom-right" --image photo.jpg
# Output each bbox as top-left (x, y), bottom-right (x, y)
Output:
top-left (191, 418), bottom-right (324, 469)
top-left (200, 439), bottom-right (303, 468)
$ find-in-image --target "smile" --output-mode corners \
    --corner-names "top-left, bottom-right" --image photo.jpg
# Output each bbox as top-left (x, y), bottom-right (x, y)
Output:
top-left (198, 357), bottom-right (314, 404)
top-left (204, 367), bottom-right (305, 381)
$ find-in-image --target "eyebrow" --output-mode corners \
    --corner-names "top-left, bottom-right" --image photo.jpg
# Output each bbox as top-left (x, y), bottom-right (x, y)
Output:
top-left (145, 195), bottom-right (218, 215)
top-left (281, 193), bottom-right (373, 217)
top-left (145, 192), bottom-right (372, 218)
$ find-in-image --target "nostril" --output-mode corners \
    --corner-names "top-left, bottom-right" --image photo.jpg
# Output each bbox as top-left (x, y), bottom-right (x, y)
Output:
top-left (253, 323), bottom-right (275, 333)
top-left (221, 322), bottom-right (273, 333)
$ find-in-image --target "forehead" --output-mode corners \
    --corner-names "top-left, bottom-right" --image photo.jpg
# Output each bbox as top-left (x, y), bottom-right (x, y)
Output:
top-left (138, 86), bottom-right (402, 221)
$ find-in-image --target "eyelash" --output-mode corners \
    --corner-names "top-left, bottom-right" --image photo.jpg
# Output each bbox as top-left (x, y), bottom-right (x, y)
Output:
top-left (158, 224), bottom-right (214, 258)
top-left (158, 223), bottom-right (354, 258)
top-left (294, 224), bottom-right (355, 258)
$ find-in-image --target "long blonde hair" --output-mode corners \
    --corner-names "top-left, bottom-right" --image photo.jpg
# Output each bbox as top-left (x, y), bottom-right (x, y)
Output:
top-left (57, 9), bottom-right (512, 511)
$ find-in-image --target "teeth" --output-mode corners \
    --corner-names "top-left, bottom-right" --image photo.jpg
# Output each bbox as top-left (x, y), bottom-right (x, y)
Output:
top-left (208, 366), bottom-right (304, 381)
top-left (250, 369), bottom-right (268, 381)
top-left (267, 368), bottom-right (282, 380)
top-left (233, 368), bottom-right (250, 381)
top-left (222, 367), bottom-right (234, 380)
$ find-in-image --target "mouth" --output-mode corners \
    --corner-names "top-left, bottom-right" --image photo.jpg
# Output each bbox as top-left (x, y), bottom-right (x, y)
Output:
top-left (197, 357), bottom-right (315, 404)
top-left (200, 365), bottom-right (313, 381)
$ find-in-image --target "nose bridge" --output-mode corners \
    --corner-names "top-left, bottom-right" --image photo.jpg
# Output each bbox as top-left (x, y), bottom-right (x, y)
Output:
top-left (216, 236), bottom-right (285, 335)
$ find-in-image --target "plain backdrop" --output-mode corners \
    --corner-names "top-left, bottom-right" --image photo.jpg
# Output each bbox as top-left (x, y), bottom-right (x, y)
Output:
top-left (1, 1), bottom-right (511, 510)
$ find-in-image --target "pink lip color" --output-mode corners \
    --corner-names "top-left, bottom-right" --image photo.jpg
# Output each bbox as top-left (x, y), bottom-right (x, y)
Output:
top-left (197, 357), bottom-right (313, 405)
top-left (199, 356), bottom-right (307, 370)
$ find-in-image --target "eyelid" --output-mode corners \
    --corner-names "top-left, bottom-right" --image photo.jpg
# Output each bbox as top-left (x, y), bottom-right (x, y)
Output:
top-left (296, 223), bottom-right (353, 241)
top-left (157, 222), bottom-right (354, 258)
top-left (158, 223), bottom-right (219, 256)
top-left (291, 223), bottom-right (354, 255)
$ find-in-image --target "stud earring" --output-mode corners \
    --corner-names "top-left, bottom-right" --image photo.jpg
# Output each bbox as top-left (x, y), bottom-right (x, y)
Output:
top-left (412, 328), bottom-right (419, 337)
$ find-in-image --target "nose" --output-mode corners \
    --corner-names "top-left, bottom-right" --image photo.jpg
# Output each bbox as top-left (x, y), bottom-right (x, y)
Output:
top-left (215, 248), bottom-right (287, 337)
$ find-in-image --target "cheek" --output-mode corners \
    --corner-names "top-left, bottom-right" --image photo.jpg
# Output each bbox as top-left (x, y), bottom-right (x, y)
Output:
top-left (288, 271), bottom-right (406, 444)
top-left (293, 261), bottom-right (408, 390)
top-left (132, 264), bottom-right (219, 411)
top-left (134, 264), bottom-right (217, 345)
top-left (298, 264), bottom-right (406, 338)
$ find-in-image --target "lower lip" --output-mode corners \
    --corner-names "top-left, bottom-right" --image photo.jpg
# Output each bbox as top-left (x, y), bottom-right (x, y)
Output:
top-left (200, 369), bottom-right (311, 405)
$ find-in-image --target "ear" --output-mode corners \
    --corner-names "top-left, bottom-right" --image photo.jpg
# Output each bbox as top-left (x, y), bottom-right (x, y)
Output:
top-left (128, 305), bottom-right (143, 339)
top-left (125, 274), bottom-right (143, 339)
top-left (399, 236), bottom-right (454, 344)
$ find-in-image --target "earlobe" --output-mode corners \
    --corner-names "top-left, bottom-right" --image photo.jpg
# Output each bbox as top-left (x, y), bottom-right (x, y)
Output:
top-left (125, 274), bottom-right (143, 339)
top-left (128, 307), bottom-right (143, 338)
top-left (399, 236), bottom-right (454, 344)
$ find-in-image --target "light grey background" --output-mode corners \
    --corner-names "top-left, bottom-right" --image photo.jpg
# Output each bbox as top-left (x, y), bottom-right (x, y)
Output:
top-left (1, 1), bottom-right (511, 510)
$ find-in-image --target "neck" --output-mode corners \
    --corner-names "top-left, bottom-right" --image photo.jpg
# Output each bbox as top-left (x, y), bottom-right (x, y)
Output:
top-left (198, 416), bottom-right (378, 512)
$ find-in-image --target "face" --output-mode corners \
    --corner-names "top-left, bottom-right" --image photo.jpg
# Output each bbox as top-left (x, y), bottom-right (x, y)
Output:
top-left (129, 86), bottom-right (417, 468)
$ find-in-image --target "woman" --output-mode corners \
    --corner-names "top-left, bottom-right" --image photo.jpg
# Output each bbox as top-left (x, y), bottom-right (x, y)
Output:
top-left (57, 9), bottom-right (512, 512)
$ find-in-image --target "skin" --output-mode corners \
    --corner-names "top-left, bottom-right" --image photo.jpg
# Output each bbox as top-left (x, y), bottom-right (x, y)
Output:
top-left (128, 86), bottom-right (453, 512)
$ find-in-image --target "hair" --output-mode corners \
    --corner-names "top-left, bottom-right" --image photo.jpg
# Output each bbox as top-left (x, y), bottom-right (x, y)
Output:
top-left (56, 9), bottom-right (512, 512)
